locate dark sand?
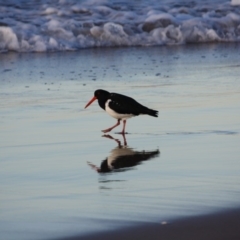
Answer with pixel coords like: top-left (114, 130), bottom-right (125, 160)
top-left (63, 209), bottom-right (240, 240)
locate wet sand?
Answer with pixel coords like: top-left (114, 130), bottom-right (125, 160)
top-left (64, 209), bottom-right (240, 240)
top-left (1, 44), bottom-right (240, 240)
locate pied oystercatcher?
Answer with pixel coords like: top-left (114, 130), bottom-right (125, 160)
top-left (85, 89), bottom-right (158, 134)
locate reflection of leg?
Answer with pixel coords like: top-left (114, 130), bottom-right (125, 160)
top-left (122, 132), bottom-right (127, 146)
top-left (102, 119), bottom-right (120, 133)
top-left (121, 120), bottom-right (127, 134)
top-left (102, 134), bottom-right (121, 147)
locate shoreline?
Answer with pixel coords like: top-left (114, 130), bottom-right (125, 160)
top-left (59, 208), bottom-right (240, 240)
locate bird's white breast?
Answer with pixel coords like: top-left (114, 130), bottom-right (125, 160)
top-left (107, 147), bottom-right (135, 169)
top-left (105, 99), bottom-right (134, 120)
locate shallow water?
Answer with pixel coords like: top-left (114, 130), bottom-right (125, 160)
top-left (0, 44), bottom-right (240, 240)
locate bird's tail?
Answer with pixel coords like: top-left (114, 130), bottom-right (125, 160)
top-left (146, 108), bottom-right (158, 117)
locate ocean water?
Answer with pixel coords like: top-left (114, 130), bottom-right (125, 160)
top-left (0, 44), bottom-right (240, 240)
top-left (0, 0), bottom-right (240, 52)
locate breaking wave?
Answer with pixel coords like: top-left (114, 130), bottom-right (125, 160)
top-left (0, 0), bottom-right (240, 52)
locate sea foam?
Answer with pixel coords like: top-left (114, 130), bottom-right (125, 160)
top-left (0, 0), bottom-right (239, 52)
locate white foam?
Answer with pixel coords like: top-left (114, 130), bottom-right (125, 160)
top-left (145, 13), bottom-right (176, 25)
top-left (49, 37), bottom-right (58, 49)
top-left (90, 26), bottom-right (103, 38)
top-left (42, 7), bottom-right (58, 15)
top-left (0, 0), bottom-right (239, 52)
top-left (231, 0), bottom-right (240, 6)
top-left (0, 26), bottom-right (19, 52)
top-left (102, 22), bottom-right (129, 46)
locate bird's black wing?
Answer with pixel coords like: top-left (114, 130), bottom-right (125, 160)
top-left (109, 93), bottom-right (147, 115)
top-left (109, 93), bottom-right (158, 117)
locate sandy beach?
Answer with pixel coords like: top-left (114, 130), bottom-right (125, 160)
top-left (63, 209), bottom-right (240, 240)
top-left (1, 43), bottom-right (240, 240)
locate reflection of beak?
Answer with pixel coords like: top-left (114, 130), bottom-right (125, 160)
top-left (85, 96), bottom-right (97, 109)
top-left (87, 161), bottom-right (101, 172)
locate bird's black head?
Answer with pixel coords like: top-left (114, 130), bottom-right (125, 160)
top-left (94, 89), bottom-right (110, 99)
top-left (93, 89), bottom-right (111, 110)
top-left (85, 89), bottom-right (110, 109)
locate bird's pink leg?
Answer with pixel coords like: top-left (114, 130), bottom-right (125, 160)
top-left (121, 120), bottom-right (127, 135)
top-left (102, 119), bottom-right (120, 133)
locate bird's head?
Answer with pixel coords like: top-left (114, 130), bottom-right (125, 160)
top-left (85, 89), bottom-right (110, 108)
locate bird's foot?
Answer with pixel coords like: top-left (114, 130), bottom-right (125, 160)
top-left (102, 134), bottom-right (114, 140)
top-left (101, 129), bottom-right (112, 133)
top-left (102, 134), bottom-right (121, 147)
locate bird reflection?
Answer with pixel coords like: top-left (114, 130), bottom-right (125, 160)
top-left (88, 134), bottom-right (160, 174)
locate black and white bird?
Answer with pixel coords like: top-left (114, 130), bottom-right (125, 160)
top-left (84, 89), bottom-right (158, 134)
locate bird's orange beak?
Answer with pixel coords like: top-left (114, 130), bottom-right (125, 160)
top-left (85, 96), bottom-right (97, 109)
